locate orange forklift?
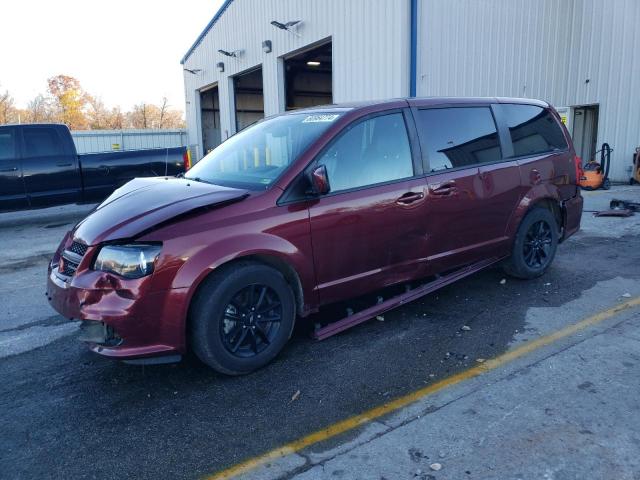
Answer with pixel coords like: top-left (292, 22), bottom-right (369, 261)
top-left (579, 143), bottom-right (612, 190)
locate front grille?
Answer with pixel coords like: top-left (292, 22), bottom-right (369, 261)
top-left (58, 240), bottom-right (88, 278)
top-left (61, 259), bottom-right (79, 277)
top-left (69, 241), bottom-right (88, 257)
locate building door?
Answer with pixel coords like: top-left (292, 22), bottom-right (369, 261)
top-left (284, 40), bottom-right (332, 111)
top-left (233, 67), bottom-right (264, 132)
top-left (200, 85), bottom-right (221, 156)
top-left (572, 105), bottom-right (599, 163)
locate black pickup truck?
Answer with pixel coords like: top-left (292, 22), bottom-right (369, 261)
top-left (0, 124), bottom-right (187, 211)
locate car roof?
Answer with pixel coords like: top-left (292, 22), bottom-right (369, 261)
top-left (283, 96), bottom-right (550, 116)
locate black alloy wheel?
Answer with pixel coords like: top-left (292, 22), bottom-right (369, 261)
top-left (503, 207), bottom-right (559, 279)
top-left (220, 284), bottom-right (283, 358)
top-left (190, 261), bottom-right (295, 375)
top-left (523, 220), bottom-right (553, 269)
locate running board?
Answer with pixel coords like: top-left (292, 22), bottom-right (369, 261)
top-left (312, 257), bottom-right (503, 341)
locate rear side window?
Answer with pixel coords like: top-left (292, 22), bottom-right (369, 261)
top-left (0, 130), bottom-right (16, 160)
top-left (497, 104), bottom-right (568, 157)
top-left (416, 107), bottom-right (501, 172)
top-left (23, 128), bottom-right (64, 157)
top-left (318, 112), bottom-right (414, 192)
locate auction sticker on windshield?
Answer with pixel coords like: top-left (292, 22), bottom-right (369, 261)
top-left (302, 114), bottom-right (340, 123)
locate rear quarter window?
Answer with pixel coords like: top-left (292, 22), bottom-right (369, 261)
top-left (497, 104), bottom-right (568, 157)
top-left (416, 107), bottom-right (501, 172)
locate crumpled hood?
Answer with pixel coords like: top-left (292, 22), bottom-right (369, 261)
top-left (73, 177), bottom-right (248, 245)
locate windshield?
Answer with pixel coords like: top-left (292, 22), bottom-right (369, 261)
top-left (186, 112), bottom-right (344, 189)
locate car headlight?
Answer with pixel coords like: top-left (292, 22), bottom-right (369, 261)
top-left (94, 244), bottom-right (162, 279)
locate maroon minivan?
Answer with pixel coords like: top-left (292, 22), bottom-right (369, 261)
top-left (47, 97), bottom-right (583, 374)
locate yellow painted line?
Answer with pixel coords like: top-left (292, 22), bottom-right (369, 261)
top-left (207, 296), bottom-right (640, 480)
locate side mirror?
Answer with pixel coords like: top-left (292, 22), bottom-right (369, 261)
top-left (308, 165), bottom-right (331, 195)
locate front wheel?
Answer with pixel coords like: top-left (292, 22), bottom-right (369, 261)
top-left (503, 207), bottom-right (559, 279)
top-left (190, 262), bottom-right (295, 375)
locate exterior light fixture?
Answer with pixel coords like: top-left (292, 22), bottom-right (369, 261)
top-left (306, 61), bottom-right (321, 66)
top-left (218, 49), bottom-right (244, 58)
top-left (216, 62), bottom-right (224, 72)
top-left (270, 20), bottom-right (302, 37)
top-left (262, 40), bottom-right (272, 53)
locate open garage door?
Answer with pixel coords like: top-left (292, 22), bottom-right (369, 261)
top-left (284, 41), bottom-right (332, 110)
top-left (233, 67), bottom-right (264, 132)
top-left (200, 85), bottom-right (221, 156)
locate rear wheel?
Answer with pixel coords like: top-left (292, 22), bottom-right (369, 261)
top-left (503, 207), bottom-right (559, 279)
top-left (190, 262), bottom-right (295, 375)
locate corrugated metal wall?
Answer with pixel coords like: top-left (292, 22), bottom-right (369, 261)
top-left (71, 129), bottom-right (187, 154)
top-left (183, 0), bottom-right (410, 159)
top-left (419, 0), bottom-right (640, 182)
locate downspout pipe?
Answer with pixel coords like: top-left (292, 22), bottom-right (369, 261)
top-left (409, 0), bottom-right (418, 97)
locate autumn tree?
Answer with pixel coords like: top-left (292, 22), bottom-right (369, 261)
top-left (47, 74), bottom-right (89, 130)
top-left (26, 94), bottom-right (54, 123)
top-left (4, 75), bottom-right (185, 129)
top-left (0, 86), bottom-right (17, 124)
top-left (128, 99), bottom-right (185, 129)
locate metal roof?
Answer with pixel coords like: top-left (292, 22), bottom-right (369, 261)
top-left (180, 0), bottom-right (235, 65)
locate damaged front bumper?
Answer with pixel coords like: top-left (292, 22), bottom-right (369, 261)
top-left (47, 244), bottom-right (188, 363)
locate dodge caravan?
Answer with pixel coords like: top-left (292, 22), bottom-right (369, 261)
top-left (47, 97), bottom-right (583, 374)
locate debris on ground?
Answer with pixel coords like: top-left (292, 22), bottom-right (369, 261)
top-left (594, 209), bottom-right (634, 217)
top-left (476, 358), bottom-right (486, 363)
top-left (429, 463), bottom-right (442, 471)
top-left (500, 278), bottom-right (507, 285)
top-left (622, 293), bottom-right (632, 298)
top-left (291, 390), bottom-right (300, 402)
top-left (376, 315), bottom-right (385, 321)
top-left (461, 325), bottom-right (471, 331)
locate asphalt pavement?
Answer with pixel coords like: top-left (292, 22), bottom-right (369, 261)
top-left (1, 188), bottom-right (639, 480)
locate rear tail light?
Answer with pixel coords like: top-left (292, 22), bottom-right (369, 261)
top-left (574, 155), bottom-right (583, 184)
top-left (183, 149), bottom-right (192, 172)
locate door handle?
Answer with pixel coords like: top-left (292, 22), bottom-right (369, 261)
top-left (396, 191), bottom-right (424, 204)
top-left (430, 180), bottom-right (457, 195)
top-left (0, 167), bottom-right (18, 172)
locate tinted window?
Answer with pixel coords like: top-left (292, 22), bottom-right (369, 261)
top-left (0, 130), bottom-right (16, 160)
top-left (319, 113), bottom-right (413, 192)
top-left (417, 107), bottom-right (501, 172)
top-left (23, 128), bottom-right (64, 157)
top-left (498, 104), bottom-right (568, 157)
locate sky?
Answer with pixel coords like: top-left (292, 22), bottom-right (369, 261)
top-left (1, 0), bottom-right (224, 112)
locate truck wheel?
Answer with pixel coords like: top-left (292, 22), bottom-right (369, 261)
top-left (190, 262), bottom-right (295, 375)
top-left (503, 207), bottom-right (559, 279)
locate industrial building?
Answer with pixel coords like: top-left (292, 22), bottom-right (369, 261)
top-left (181, 0), bottom-right (640, 182)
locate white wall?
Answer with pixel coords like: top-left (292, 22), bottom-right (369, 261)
top-left (418, 0), bottom-right (640, 182)
top-left (183, 0), bottom-right (410, 159)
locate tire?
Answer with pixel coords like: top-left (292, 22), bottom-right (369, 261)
top-left (503, 207), bottom-right (559, 280)
top-left (190, 261), bottom-right (295, 375)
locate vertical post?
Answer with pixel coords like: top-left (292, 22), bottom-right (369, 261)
top-left (409, 0), bottom-right (418, 97)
